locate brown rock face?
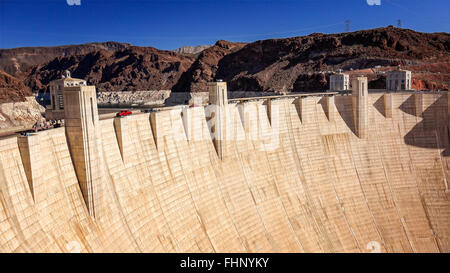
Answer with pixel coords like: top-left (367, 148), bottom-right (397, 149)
top-left (1, 27), bottom-right (449, 103)
top-left (212, 27), bottom-right (449, 92)
top-left (172, 40), bottom-right (246, 93)
top-left (26, 46), bottom-right (195, 93)
top-left (0, 42), bottom-right (130, 75)
top-left (0, 70), bottom-right (32, 103)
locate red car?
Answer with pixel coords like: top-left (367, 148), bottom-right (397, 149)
top-left (116, 110), bottom-right (132, 117)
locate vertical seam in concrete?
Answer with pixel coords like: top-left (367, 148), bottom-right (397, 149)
top-left (99, 123), bottom-right (142, 252)
top-left (435, 131), bottom-right (449, 195)
top-left (313, 98), bottom-right (361, 252)
top-left (161, 113), bottom-right (216, 252)
top-left (346, 131), bottom-right (386, 252)
top-left (0, 160), bottom-right (32, 252)
top-left (373, 113), bottom-right (416, 253)
top-left (288, 97), bottom-right (335, 252)
top-left (402, 106), bottom-right (442, 252)
top-left (48, 133), bottom-right (90, 252)
top-left (406, 115), bottom-right (443, 252)
top-left (200, 107), bottom-right (249, 252)
top-left (314, 104), bottom-right (362, 252)
top-left (171, 131), bottom-right (218, 253)
top-left (142, 142), bottom-right (182, 252)
top-left (236, 103), bottom-right (278, 252)
top-left (259, 101), bottom-right (305, 252)
top-left (132, 117), bottom-right (180, 252)
top-left (397, 102), bottom-right (440, 252)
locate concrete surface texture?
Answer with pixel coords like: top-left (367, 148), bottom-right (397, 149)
top-left (0, 91), bottom-right (449, 253)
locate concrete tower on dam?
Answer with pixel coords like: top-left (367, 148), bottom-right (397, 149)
top-left (45, 70), bottom-right (87, 120)
top-left (207, 80), bottom-right (228, 159)
top-left (63, 83), bottom-right (102, 217)
top-left (352, 76), bottom-right (369, 139)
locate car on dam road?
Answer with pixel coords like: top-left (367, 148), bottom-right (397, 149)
top-left (116, 110), bottom-right (133, 117)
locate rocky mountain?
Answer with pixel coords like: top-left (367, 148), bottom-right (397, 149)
top-left (0, 70), bottom-right (43, 129)
top-left (172, 40), bottom-right (246, 93)
top-left (0, 69), bottom-right (32, 103)
top-left (0, 41), bottom-right (130, 75)
top-left (173, 45), bottom-right (212, 55)
top-left (2, 27), bottom-right (449, 104)
top-left (26, 46), bottom-right (195, 93)
top-left (210, 26), bottom-right (449, 93)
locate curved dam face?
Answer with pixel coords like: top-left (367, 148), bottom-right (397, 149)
top-left (0, 92), bottom-right (449, 253)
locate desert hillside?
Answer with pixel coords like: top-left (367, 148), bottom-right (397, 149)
top-left (0, 69), bottom-right (32, 103)
top-left (0, 41), bottom-right (130, 75)
top-left (179, 26), bottom-right (449, 93)
top-left (1, 27), bottom-right (449, 102)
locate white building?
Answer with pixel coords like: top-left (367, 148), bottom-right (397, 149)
top-left (386, 67), bottom-right (412, 91)
top-left (46, 70), bottom-right (87, 120)
top-left (329, 72), bottom-right (350, 91)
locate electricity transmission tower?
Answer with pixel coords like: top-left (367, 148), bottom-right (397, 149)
top-left (397, 19), bottom-right (402, 28)
top-left (345, 20), bottom-right (350, 32)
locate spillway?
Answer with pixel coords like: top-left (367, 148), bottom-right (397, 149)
top-left (0, 92), bottom-right (449, 253)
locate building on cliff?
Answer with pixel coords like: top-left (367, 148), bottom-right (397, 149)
top-left (386, 66), bottom-right (412, 91)
top-left (329, 70), bottom-right (350, 91)
top-left (45, 70), bottom-right (87, 120)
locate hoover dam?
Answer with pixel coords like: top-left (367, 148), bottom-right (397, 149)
top-left (0, 78), bottom-right (449, 253)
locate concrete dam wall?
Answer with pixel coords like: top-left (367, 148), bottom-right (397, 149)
top-left (0, 92), bottom-right (449, 253)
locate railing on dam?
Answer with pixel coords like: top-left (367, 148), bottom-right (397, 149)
top-left (228, 92), bottom-right (339, 103)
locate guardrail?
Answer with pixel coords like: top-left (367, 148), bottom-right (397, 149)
top-left (228, 92), bottom-right (339, 103)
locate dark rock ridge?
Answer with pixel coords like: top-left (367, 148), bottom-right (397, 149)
top-left (0, 41), bottom-right (130, 75)
top-left (210, 27), bottom-right (449, 93)
top-left (26, 46), bottom-right (195, 93)
top-left (2, 27), bottom-right (449, 103)
top-left (172, 40), bottom-right (246, 93)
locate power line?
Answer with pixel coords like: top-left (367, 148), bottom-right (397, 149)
top-left (1, 22), bottom-right (346, 42)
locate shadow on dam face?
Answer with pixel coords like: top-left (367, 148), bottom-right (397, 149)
top-left (334, 92), bottom-right (449, 156)
top-left (397, 94), bottom-right (450, 157)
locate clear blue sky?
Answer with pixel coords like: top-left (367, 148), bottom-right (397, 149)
top-left (1, 0), bottom-right (449, 50)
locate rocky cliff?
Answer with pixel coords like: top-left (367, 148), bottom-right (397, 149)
top-left (210, 27), bottom-right (449, 92)
top-left (1, 27), bottom-right (449, 104)
top-left (0, 69), bottom-right (32, 103)
top-left (0, 96), bottom-right (44, 129)
top-left (26, 46), bottom-right (195, 94)
top-left (0, 41), bottom-right (130, 75)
